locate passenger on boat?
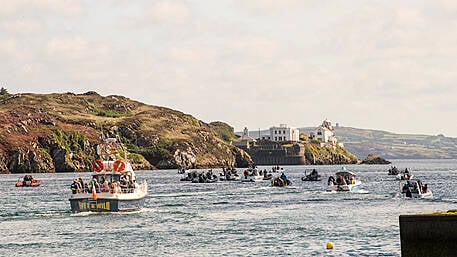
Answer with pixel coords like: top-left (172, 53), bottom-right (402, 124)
top-left (336, 175), bottom-right (346, 185)
top-left (91, 178), bottom-right (101, 193)
top-left (280, 173), bottom-right (291, 185)
top-left (328, 176), bottom-right (335, 186)
top-left (422, 184), bottom-right (428, 194)
top-left (244, 170), bottom-right (249, 178)
top-left (120, 176), bottom-right (128, 188)
top-left (77, 178), bottom-right (84, 193)
top-left (102, 180), bottom-right (110, 192)
top-left (71, 179), bottom-right (78, 194)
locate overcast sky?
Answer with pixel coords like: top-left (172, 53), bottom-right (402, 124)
top-left (1, 0), bottom-right (457, 136)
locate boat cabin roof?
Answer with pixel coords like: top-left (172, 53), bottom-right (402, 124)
top-left (335, 171), bottom-right (356, 177)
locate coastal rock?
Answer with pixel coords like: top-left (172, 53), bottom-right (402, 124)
top-left (361, 154), bottom-right (391, 164)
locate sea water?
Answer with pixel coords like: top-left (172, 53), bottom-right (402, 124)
top-left (1, 159), bottom-right (456, 256)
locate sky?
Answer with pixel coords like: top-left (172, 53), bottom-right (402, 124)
top-left (1, 0), bottom-right (457, 136)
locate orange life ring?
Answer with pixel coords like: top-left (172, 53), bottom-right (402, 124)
top-left (93, 159), bottom-right (105, 172)
top-left (113, 160), bottom-right (126, 172)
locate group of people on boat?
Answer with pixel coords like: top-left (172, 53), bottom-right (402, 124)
top-left (271, 165), bottom-right (284, 173)
top-left (71, 175), bottom-right (138, 194)
top-left (392, 167), bottom-right (413, 180)
top-left (388, 166), bottom-right (400, 175)
top-left (16, 175), bottom-right (41, 187)
top-left (302, 169), bottom-right (322, 181)
top-left (180, 170), bottom-right (218, 183)
top-left (327, 173), bottom-right (355, 186)
top-left (220, 167), bottom-right (239, 181)
top-left (401, 179), bottom-right (431, 198)
top-left (272, 173), bottom-right (291, 187)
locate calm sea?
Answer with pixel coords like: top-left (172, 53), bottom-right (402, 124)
top-left (1, 159), bottom-right (456, 256)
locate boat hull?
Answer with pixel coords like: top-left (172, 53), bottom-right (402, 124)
top-left (69, 197), bottom-right (145, 213)
top-left (328, 181), bottom-right (361, 192)
top-left (15, 180), bottom-right (41, 187)
top-left (240, 175), bottom-right (264, 182)
top-left (402, 191), bottom-right (433, 199)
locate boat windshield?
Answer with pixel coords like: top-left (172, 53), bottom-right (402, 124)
top-left (335, 171), bottom-right (356, 177)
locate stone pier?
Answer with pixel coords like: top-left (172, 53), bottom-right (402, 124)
top-left (399, 214), bottom-right (457, 257)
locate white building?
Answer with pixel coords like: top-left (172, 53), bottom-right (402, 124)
top-left (240, 127), bottom-right (256, 142)
top-left (265, 124), bottom-right (299, 142)
top-left (310, 119), bottom-right (338, 144)
top-left (234, 127), bottom-right (256, 149)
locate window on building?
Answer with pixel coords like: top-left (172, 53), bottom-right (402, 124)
top-left (317, 131), bottom-right (322, 135)
top-left (274, 137), bottom-right (277, 141)
top-left (275, 130), bottom-right (277, 134)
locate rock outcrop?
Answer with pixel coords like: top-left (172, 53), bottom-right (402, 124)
top-left (361, 154), bottom-right (391, 164)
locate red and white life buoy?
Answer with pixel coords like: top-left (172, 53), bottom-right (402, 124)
top-left (113, 159), bottom-right (126, 172)
top-left (93, 159), bottom-right (105, 172)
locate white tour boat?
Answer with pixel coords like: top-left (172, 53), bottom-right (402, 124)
top-left (69, 137), bottom-right (147, 212)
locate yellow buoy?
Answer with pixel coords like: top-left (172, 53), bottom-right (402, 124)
top-left (326, 241), bottom-right (334, 250)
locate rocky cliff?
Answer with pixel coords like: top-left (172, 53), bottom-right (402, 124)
top-left (0, 92), bottom-right (252, 173)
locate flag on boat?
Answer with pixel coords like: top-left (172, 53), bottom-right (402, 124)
top-left (92, 183), bottom-right (97, 200)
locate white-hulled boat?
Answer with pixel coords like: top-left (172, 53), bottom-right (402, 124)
top-left (69, 137), bottom-right (147, 213)
top-left (327, 170), bottom-right (361, 192)
top-left (240, 168), bottom-right (263, 182)
top-left (401, 179), bottom-right (433, 199)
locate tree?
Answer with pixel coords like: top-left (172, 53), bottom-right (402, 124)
top-left (0, 87), bottom-right (8, 95)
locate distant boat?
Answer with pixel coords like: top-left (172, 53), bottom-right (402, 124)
top-left (401, 179), bottom-right (433, 199)
top-left (271, 174), bottom-right (291, 187)
top-left (388, 166), bottom-right (400, 175)
top-left (327, 169), bottom-right (361, 192)
top-left (301, 169), bottom-right (322, 181)
top-left (15, 175), bottom-right (41, 187)
top-left (240, 168), bottom-right (263, 182)
top-left (396, 168), bottom-right (413, 180)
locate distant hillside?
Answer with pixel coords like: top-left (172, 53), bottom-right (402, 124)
top-left (300, 127), bottom-right (457, 159)
top-left (0, 92), bottom-right (251, 173)
top-left (239, 126), bottom-right (457, 159)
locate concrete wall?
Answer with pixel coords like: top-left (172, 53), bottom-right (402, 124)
top-left (399, 214), bottom-right (457, 257)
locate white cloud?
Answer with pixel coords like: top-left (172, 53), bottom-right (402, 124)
top-left (1, 18), bottom-right (45, 35)
top-left (146, 0), bottom-right (191, 24)
top-left (0, 0), bottom-right (83, 17)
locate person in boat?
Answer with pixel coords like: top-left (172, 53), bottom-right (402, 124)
top-left (102, 180), bottom-right (110, 192)
top-left (405, 187), bottom-right (412, 197)
top-left (71, 179), bottom-right (78, 194)
top-left (328, 176), bottom-right (335, 186)
top-left (77, 178), bottom-right (84, 193)
top-left (244, 170), bottom-right (249, 178)
top-left (280, 173), bottom-right (290, 185)
top-left (336, 175), bottom-right (345, 185)
top-left (310, 169), bottom-right (317, 176)
top-left (120, 176), bottom-right (128, 190)
top-left (91, 178), bottom-right (101, 193)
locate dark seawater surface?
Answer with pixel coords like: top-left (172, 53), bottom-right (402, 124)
top-left (1, 159), bottom-right (457, 256)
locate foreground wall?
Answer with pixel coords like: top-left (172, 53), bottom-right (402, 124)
top-left (399, 214), bottom-right (457, 257)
